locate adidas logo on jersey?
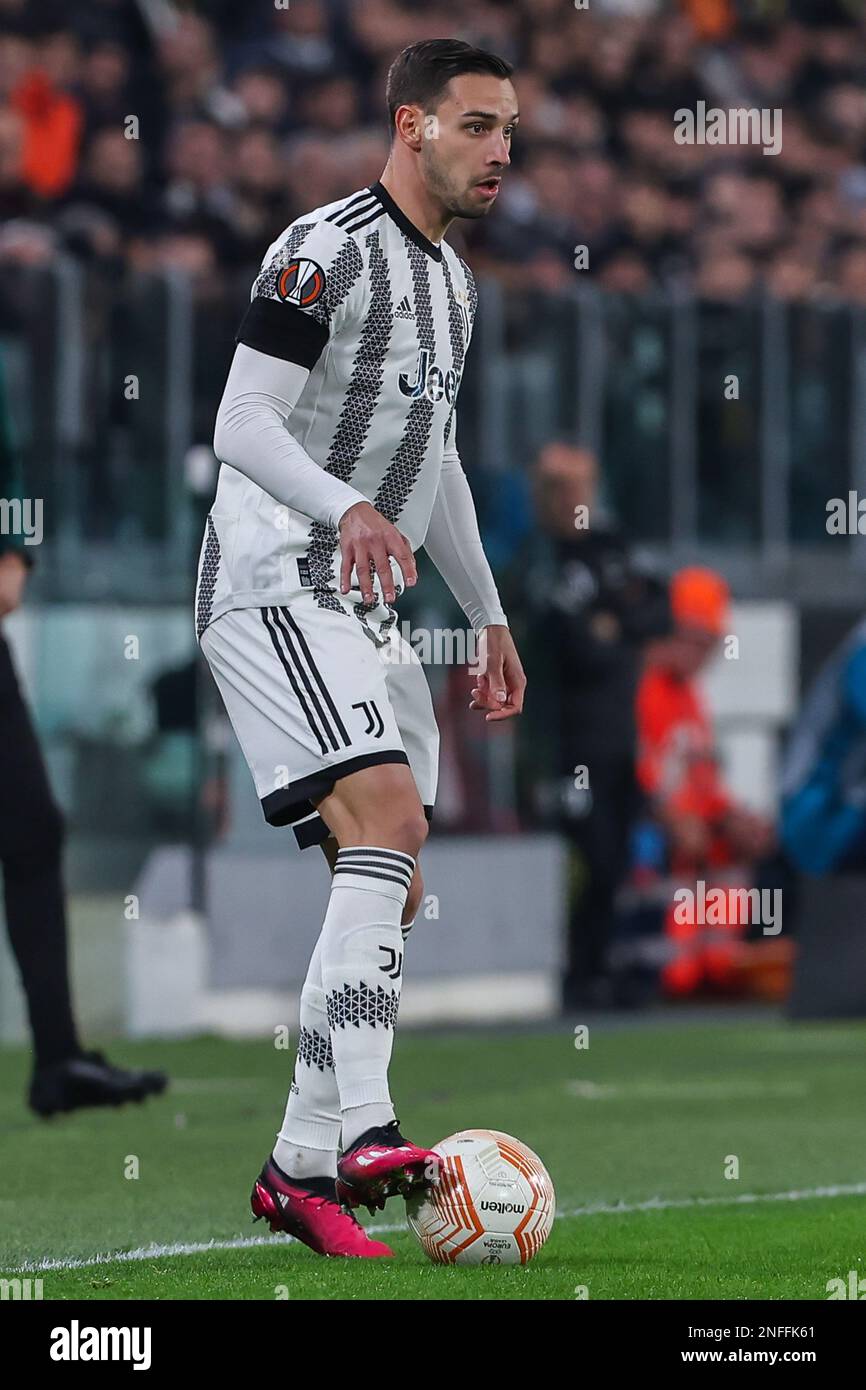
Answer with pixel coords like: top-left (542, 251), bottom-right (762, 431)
top-left (394, 295), bottom-right (415, 320)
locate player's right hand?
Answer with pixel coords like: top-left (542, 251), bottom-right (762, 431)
top-left (338, 501), bottom-right (416, 606)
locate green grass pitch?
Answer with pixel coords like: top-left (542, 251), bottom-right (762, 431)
top-left (1, 1016), bottom-right (865, 1300)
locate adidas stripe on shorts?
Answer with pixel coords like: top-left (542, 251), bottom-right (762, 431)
top-left (199, 592), bottom-right (439, 849)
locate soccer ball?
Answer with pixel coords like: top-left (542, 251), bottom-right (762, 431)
top-left (406, 1129), bottom-right (555, 1266)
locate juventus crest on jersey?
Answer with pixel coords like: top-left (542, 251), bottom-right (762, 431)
top-left (195, 180), bottom-right (478, 639)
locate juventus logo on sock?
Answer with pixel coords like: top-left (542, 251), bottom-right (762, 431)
top-left (378, 945), bottom-right (403, 979)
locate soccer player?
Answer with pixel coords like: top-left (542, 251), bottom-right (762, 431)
top-left (196, 39), bottom-right (524, 1258)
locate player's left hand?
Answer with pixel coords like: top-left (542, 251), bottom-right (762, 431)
top-left (470, 625), bottom-right (526, 722)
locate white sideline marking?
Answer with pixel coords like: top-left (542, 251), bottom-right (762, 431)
top-left (10, 1233), bottom-right (289, 1273)
top-left (9, 1181), bottom-right (866, 1276)
top-left (546, 1181), bottom-right (866, 1217)
top-left (566, 1079), bottom-right (809, 1101)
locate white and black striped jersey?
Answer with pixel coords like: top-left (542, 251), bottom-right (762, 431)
top-left (195, 180), bottom-right (479, 638)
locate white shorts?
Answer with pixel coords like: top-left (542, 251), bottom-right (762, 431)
top-left (199, 594), bottom-right (439, 849)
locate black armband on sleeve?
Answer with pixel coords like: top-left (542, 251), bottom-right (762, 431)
top-left (236, 298), bottom-right (329, 369)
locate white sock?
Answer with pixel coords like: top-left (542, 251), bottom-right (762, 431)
top-left (274, 932), bottom-right (340, 1179)
top-left (344, 912), bottom-right (414, 1148)
top-left (273, 892), bottom-right (418, 1171)
top-left (342, 1102), bottom-right (397, 1149)
top-left (320, 846), bottom-right (413, 1140)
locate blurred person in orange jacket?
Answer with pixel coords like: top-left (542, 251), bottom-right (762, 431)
top-left (636, 567), bottom-right (774, 995)
top-left (8, 47), bottom-right (83, 199)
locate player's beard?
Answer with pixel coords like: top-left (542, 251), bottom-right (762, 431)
top-left (421, 141), bottom-right (493, 221)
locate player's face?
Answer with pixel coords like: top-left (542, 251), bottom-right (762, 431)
top-left (419, 74), bottom-right (518, 219)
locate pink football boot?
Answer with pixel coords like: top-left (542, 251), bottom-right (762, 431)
top-left (251, 1156), bottom-right (394, 1258)
top-left (336, 1119), bottom-right (439, 1213)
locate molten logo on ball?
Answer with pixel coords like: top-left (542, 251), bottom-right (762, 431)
top-left (406, 1129), bottom-right (555, 1266)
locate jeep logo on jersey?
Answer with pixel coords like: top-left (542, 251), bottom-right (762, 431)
top-left (276, 258), bottom-right (326, 308)
top-left (399, 348), bottom-right (460, 403)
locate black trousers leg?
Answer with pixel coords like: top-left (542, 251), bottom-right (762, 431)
top-left (563, 758), bottom-right (637, 991)
top-left (0, 630), bottom-right (80, 1066)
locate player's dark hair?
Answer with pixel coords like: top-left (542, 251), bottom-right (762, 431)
top-left (386, 39), bottom-right (513, 132)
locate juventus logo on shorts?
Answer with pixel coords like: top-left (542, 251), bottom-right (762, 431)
top-left (352, 699), bottom-right (384, 738)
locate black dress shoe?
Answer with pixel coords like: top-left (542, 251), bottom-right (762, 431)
top-left (29, 1050), bottom-right (168, 1117)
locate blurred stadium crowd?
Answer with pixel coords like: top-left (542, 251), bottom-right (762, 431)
top-left (1, 0), bottom-right (866, 302)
